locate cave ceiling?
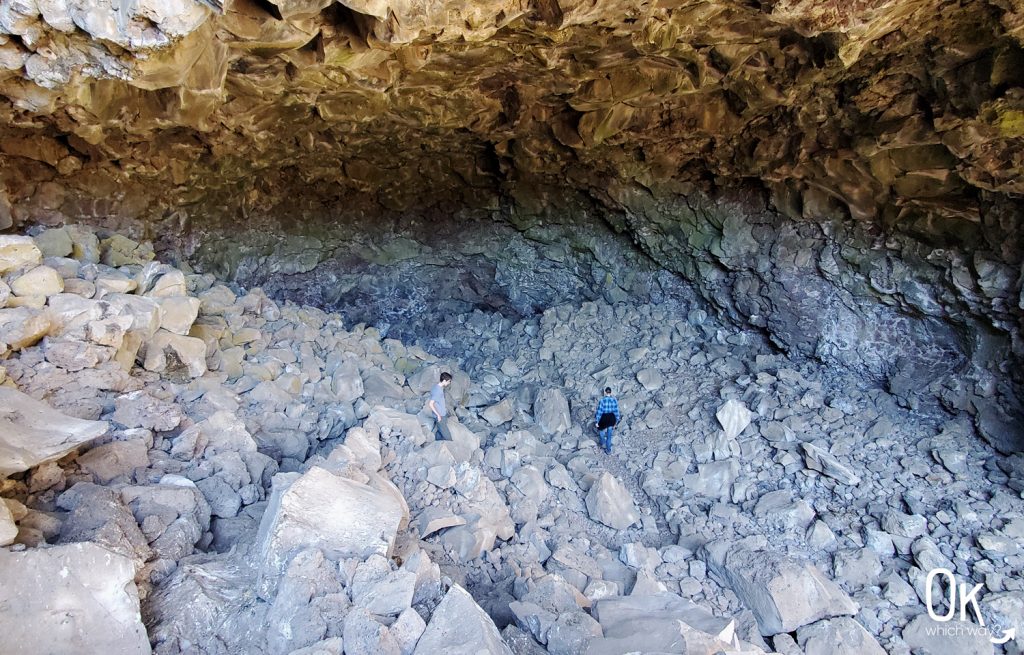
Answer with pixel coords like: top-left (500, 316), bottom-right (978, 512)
top-left (0, 0), bottom-right (1021, 228)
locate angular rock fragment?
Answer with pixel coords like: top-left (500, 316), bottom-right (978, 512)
top-left (0, 542), bottom-right (150, 655)
top-left (801, 442), bottom-right (861, 485)
top-left (255, 466), bottom-right (405, 598)
top-left (413, 584), bottom-right (512, 655)
top-left (796, 617), bottom-right (885, 655)
top-left (0, 306), bottom-right (51, 350)
top-left (701, 540), bottom-right (858, 635)
top-left (534, 388), bottom-right (571, 434)
top-left (585, 472), bottom-right (640, 530)
top-left (717, 399), bottom-right (753, 439)
top-left (0, 387), bottom-right (108, 476)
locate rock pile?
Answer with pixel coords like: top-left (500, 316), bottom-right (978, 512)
top-left (1, 225), bottom-right (1022, 655)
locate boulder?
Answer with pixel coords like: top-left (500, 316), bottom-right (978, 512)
top-left (701, 540), bottom-right (858, 635)
top-left (143, 330), bottom-right (208, 377)
top-left (482, 397), bottom-right (514, 425)
top-left (415, 507), bottom-right (466, 537)
top-left (585, 472), bottom-right (640, 530)
top-left (255, 466), bottom-right (405, 598)
top-left (344, 607), bottom-right (401, 655)
top-left (716, 399), bottom-right (753, 440)
top-left (77, 439), bottom-right (150, 483)
top-left (636, 368), bottom-right (664, 391)
top-left (0, 306), bottom-right (51, 350)
top-left (534, 388), bottom-right (571, 434)
top-left (796, 617), bottom-right (886, 655)
top-left (157, 296), bottom-right (201, 335)
top-left (0, 387), bottom-right (109, 476)
top-left (34, 227), bottom-right (74, 257)
top-left (0, 542), bottom-right (150, 654)
top-left (901, 614), bottom-right (992, 655)
top-left (591, 593), bottom-right (745, 655)
top-left (10, 265), bottom-right (63, 296)
top-left (413, 584), bottom-right (513, 655)
top-left (0, 235), bottom-right (42, 273)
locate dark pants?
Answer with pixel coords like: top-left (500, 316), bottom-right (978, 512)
top-left (434, 416), bottom-right (452, 441)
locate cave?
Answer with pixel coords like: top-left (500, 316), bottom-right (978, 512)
top-left (1, 0), bottom-right (1023, 653)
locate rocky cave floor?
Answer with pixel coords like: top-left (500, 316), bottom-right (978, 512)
top-left (1, 225), bottom-right (1023, 655)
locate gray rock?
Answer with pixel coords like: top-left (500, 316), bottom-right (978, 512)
top-left (585, 472), bottom-right (640, 530)
top-left (414, 584), bottom-right (512, 655)
top-left (590, 593), bottom-right (741, 654)
top-left (636, 368), bottom-right (664, 392)
top-left (801, 443), bottom-right (861, 485)
top-left (901, 614), bottom-right (992, 655)
top-left (391, 607), bottom-right (427, 655)
top-left (716, 399), bottom-right (753, 439)
top-left (482, 397), bottom-right (514, 426)
top-left (534, 388), bottom-right (571, 435)
top-left (77, 439), bottom-right (149, 483)
top-left (796, 617), bottom-right (886, 655)
top-left (415, 507), bottom-right (466, 538)
top-left (344, 607), bottom-right (401, 655)
top-left (0, 543), bottom-right (150, 655)
top-left (255, 467), bottom-right (405, 598)
top-left (701, 540), bottom-right (858, 635)
top-left (546, 611), bottom-right (602, 655)
top-left (684, 459), bottom-right (739, 500)
top-left (196, 475), bottom-right (242, 518)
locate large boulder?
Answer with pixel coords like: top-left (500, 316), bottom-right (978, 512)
top-left (255, 466), bottom-right (405, 598)
top-left (585, 472), bottom-right (640, 530)
top-left (0, 387), bottom-right (108, 477)
top-left (534, 388), bottom-right (571, 435)
top-left (0, 542), bottom-right (150, 654)
top-left (716, 399), bottom-right (753, 439)
top-left (590, 593), bottom-right (757, 655)
top-left (701, 540), bottom-right (858, 636)
top-left (413, 584), bottom-right (513, 655)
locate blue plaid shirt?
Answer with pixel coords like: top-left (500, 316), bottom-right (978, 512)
top-left (595, 396), bottom-right (621, 424)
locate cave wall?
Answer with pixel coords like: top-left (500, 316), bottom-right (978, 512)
top-left (0, 0), bottom-right (1022, 449)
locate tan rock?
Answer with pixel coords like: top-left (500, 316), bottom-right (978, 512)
top-left (158, 296), bottom-right (200, 334)
top-left (0, 306), bottom-right (51, 350)
top-left (10, 265), bottom-right (64, 297)
top-left (0, 235), bottom-right (42, 273)
top-left (145, 270), bottom-right (188, 298)
top-left (0, 500), bottom-right (16, 546)
top-left (144, 329), bottom-right (208, 377)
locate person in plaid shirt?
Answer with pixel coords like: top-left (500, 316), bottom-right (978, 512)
top-left (594, 387), bottom-right (621, 454)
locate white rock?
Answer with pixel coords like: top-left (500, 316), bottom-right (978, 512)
top-left (716, 399), bottom-right (753, 440)
top-left (255, 467), bottom-right (405, 598)
top-left (482, 397), bottom-right (514, 426)
top-left (0, 542), bottom-right (150, 654)
top-left (801, 443), bottom-right (861, 485)
top-left (636, 368), bottom-right (664, 391)
top-left (0, 387), bottom-right (108, 476)
top-left (591, 593), bottom-right (740, 654)
top-left (413, 584), bottom-right (512, 655)
top-left (585, 472), bottom-right (640, 530)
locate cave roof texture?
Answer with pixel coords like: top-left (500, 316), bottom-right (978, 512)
top-left (0, 0), bottom-right (1021, 227)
